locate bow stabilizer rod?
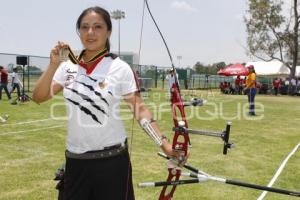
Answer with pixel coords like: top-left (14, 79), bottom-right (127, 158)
top-left (139, 172), bottom-right (300, 198)
top-left (183, 173), bottom-right (300, 198)
top-left (142, 155), bottom-right (300, 198)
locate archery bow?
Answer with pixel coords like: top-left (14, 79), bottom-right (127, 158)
top-left (143, 1), bottom-right (190, 199)
top-left (139, 2), bottom-right (300, 199)
top-left (141, 1), bottom-right (233, 199)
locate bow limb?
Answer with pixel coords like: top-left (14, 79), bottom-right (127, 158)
top-left (143, 0), bottom-right (190, 199)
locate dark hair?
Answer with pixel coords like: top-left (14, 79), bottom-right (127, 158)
top-left (0, 66), bottom-right (3, 70)
top-left (76, 6), bottom-right (112, 51)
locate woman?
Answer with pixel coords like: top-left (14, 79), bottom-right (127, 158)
top-left (244, 65), bottom-right (257, 116)
top-left (33, 6), bottom-right (178, 200)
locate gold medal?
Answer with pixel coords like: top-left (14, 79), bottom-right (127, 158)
top-left (59, 47), bottom-right (70, 62)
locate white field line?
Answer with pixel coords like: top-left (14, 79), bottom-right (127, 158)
top-left (257, 142), bottom-right (300, 200)
top-left (1, 118), bottom-right (54, 126)
top-left (0, 125), bottom-right (65, 136)
top-left (1, 152), bottom-right (49, 168)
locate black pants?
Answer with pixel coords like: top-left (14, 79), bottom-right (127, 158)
top-left (64, 150), bottom-right (135, 200)
top-left (10, 83), bottom-right (21, 97)
top-left (247, 88), bottom-right (256, 115)
top-left (274, 87), bottom-right (279, 95)
top-left (0, 83), bottom-right (11, 100)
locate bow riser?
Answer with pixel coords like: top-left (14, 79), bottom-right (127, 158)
top-left (158, 169), bottom-right (181, 200)
top-left (159, 83), bottom-right (189, 200)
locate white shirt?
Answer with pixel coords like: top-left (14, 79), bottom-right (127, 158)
top-left (53, 56), bottom-right (137, 153)
top-left (11, 72), bottom-right (21, 84)
top-left (290, 78), bottom-right (296, 86)
top-left (166, 73), bottom-right (178, 89)
top-left (285, 80), bottom-right (290, 86)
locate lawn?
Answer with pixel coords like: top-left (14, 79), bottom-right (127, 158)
top-left (0, 90), bottom-right (299, 200)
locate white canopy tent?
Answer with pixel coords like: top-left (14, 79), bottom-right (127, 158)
top-left (246, 61), bottom-right (300, 77)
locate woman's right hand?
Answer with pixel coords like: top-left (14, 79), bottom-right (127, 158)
top-left (49, 41), bottom-right (69, 68)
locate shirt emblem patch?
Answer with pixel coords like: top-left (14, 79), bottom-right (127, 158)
top-left (98, 82), bottom-right (107, 89)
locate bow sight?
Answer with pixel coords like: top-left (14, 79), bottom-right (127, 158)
top-left (174, 120), bottom-right (234, 155)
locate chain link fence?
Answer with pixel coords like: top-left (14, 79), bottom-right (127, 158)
top-left (1, 53), bottom-right (277, 94)
top-left (131, 64), bottom-right (233, 90)
top-left (0, 53), bottom-right (48, 92)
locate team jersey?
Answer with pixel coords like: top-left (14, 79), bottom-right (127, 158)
top-left (246, 72), bottom-right (256, 88)
top-left (53, 56), bottom-right (138, 153)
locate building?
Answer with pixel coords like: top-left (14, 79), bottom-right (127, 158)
top-left (112, 51), bottom-right (139, 66)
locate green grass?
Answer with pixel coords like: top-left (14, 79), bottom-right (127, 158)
top-left (0, 90), bottom-right (299, 200)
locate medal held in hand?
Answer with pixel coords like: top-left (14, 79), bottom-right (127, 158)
top-left (59, 47), bottom-right (70, 62)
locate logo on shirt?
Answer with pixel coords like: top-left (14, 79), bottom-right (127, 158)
top-left (67, 69), bottom-right (77, 74)
top-left (98, 82), bottom-right (107, 89)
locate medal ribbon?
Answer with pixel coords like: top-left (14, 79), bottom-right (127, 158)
top-left (67, 47), bottom-right (108, 74)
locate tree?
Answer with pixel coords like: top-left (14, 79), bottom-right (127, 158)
top-left (213, 62), bottom-right (226, 71)
top-left (245, 0), bottom-right (299, 78)
top-left (193, 62), bottom-right (206, 73)
top-left (193, 61), bottom-right (227, 75)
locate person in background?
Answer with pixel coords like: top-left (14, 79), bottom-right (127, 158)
top-left (228, 82), bottom-right (235, 94)
top-left (297, 78), bottom-right (300, 95)
top-left (235, 75), bottom-right (242, 95)
top-left (165, 68), bottom-right (179, 98)
top-left (166, 68), bottom-right (178, 90)
top-left (244, 65), bottom-right (257, 116)
top-left (284, 77), bottom-right (290, 94)
top-left (272, 77), bottom-right (280, 96)
top-left (32, 6), bottom-right (183, 200)
top-left (10, 67), bottom-right (21, 98)
top-left (223, 81), bottom-right (229, 94)
top-left (242, 77), bottom-right (247, 94)
top-left (219, 82), bottom-right (225, 93)
top-left (0, 66), bottom-right (12, 101)
top-left (290, 77), bottom-right (297, 95)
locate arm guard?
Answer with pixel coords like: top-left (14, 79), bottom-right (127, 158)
top-left (139, 118), bottom-right (163, 146)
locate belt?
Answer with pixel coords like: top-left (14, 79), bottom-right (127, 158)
top-left (66, 140), bottom-right (128, 160)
